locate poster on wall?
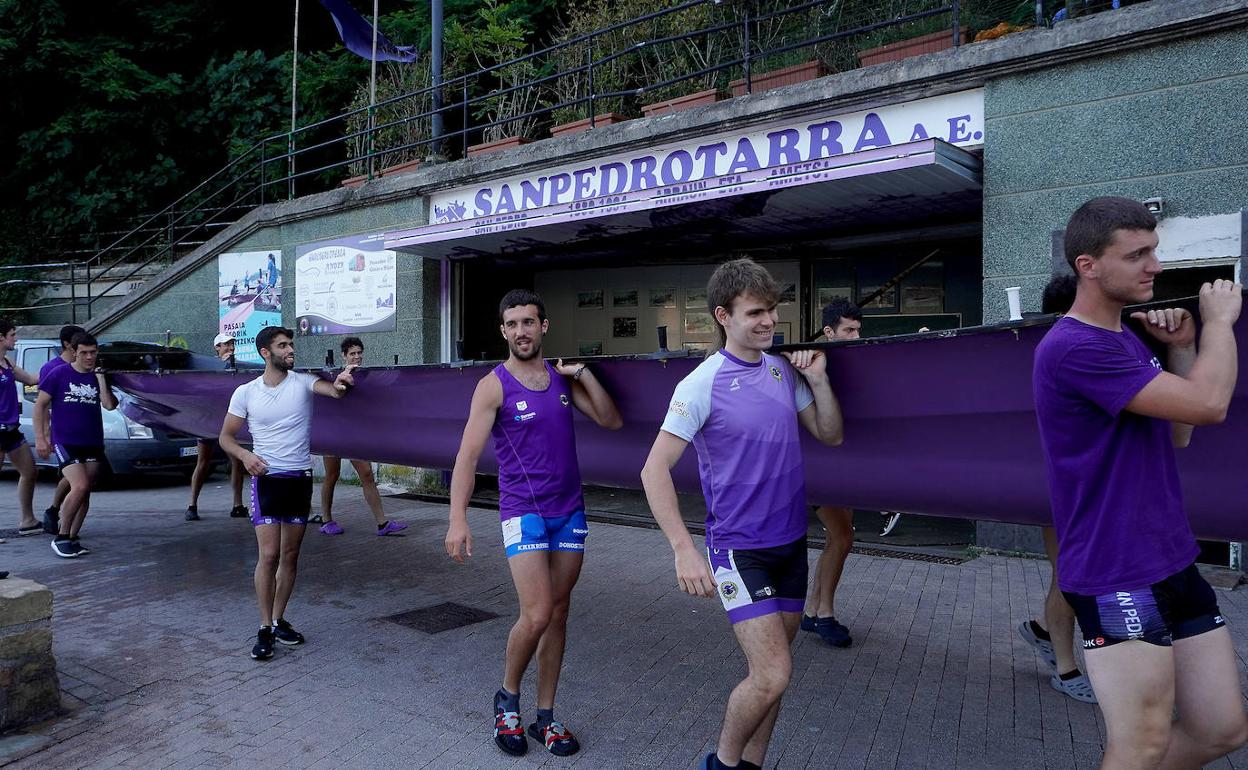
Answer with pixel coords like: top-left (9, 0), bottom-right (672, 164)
top-left (218, 250), bottom-right (283, 363)
top-left (294, 234), bottom-right (397, 336)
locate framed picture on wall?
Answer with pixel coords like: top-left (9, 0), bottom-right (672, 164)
top-left (649, 287), bottom-right (676, 308)
top-left (684, 311), bottom-right (715, 335)
top-left (576, 290), bottom-right (604, 310)
top-left (686, 287), bottom-right (707, 309)
top-left (612, 317), bottom-right (638, 338)
top-left (578, 341), bottom-right (603, 356)
top-left (612, 288), bottom-right (639, 308)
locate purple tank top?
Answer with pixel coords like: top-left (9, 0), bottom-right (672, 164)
top-left (0, 360), bottom-right (18, 425)
top-left (491, 362), bottom-right (584, 520)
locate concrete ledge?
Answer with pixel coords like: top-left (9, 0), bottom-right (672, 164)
top-left (0, 578), bottom-right (60, 733)
top-left (0, 579), bottom-right (51, 629)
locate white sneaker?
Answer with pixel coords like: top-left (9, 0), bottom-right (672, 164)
top-left (1051, 671), bottom-right (1097, 704)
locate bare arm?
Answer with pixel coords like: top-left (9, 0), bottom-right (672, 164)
top-left (640, 430), bottom-right (716, 598)
top-left (557, 361), bottom-right (622, 430)
top-left (1166, 342), bottom-right (1196, 448)
top-left (785, 350), bottom-right (843, 446)
top-left (96, 373), bottom-right (118, 411)
top-left (445, 374), bottom-right (502, 562)
top-left (33, 391), bottom-right (51, 459)
top-left (9, 357), bottom-right (36, 386)
top-left (219, 413), bottom-right (267, 475)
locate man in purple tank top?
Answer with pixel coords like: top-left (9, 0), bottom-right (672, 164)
top-left (1034, 197), bottom-right (1245, 768)
top-left (445, 289), bottom-right (621, 759)
top-left (0, 319), bottom-right (41, 535)
top-left (642, 259), bottom-right (844, 770)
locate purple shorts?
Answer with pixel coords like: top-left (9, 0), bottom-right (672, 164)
top-left (0, 424), bottom-right (25, 453)
top-left (249, 470), bottom-right (312, 527)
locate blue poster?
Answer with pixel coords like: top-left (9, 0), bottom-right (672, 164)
top-left (218, 250), bottom-right (283, 363)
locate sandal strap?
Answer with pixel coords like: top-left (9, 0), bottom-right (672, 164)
top-left (542, 721), bottom-right (573, 747)
top-left (495, 711), bottom-right (523, 735)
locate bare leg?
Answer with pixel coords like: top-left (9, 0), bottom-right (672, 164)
top-left (534, 551), bottom-right (584, 710)
top-left (805, 506), bottom-right (852, 618)
top-left (320, 456), bottom-right (341, 523)
top-left (351, 460), bottom-right (387, 526)
top-left (503, 551), bottom-right (554, 695)
top-left (187, 440), bottom-right (215, 508)
top-left (739, 613), bottom-right (801, 766)
top-left (7, 447), bottom-right (37, 528)
top-left (1159, 628), bottom-right (1248, 767)
top-left (254, 524), bottom-right (280, 625)
top-left (716, 612), bottom-right (797, 766)
top-left (1084, 641), bottom-right (1174, 769)
top-left (52, 476), bottom-right (69, 508)
top-left (1039, 527), bottom-right (1078, 674)
top-left (272, 523), bottom-right (307, 621)
top-left (58, 463), bottom-right (97, 537)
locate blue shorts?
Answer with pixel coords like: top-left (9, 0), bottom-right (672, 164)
top-left (500, 511), bottom-right (588, 558)
top-left (250, 470), bottom-right (312, 527)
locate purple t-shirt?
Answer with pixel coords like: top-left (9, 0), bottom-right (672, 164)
top-left (1033, 316), bottom-right (1197, 595)
top-left (661, 350), bottom-right (814, 550)
top-left (40, 364), bottom-right (105, 446)
top-left (0, 360), bottom-right (19, 425)
top-left (38, 355), bottom-right (68, 386)
top-left (491, 362), bottom-right (584, 520)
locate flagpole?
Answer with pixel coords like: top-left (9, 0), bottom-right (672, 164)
top-left (369, 0), bottom-right (379, 179)
top-left (289, 0), bottom-right (300, 199)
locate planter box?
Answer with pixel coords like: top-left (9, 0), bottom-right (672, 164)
top-left (641, 89), bottom-right (722, 118)
top-left (730, 60), bottom-right (828, 97)
top-left (340, 173), bottom-right (368, 189)
top-left (857, 29), bottom-right (970, 68)
top-left (467, 135), bottom-right (533, 158)
top-left (550, 112), bottom-right (629, 138)
top-left (339, 159), bottom-right (423, 188)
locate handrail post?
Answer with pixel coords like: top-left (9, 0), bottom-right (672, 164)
top-left (462, 80), bottom-right (469, 156)
top-left (742, 11), bottom-right (752, 94)
top-left (69, 262), bottom-right (76, 324)
top-left (586, 42), bottom-right (595, 126)
top-left (952, 0), bottom-right (961, 47)
top-left (1035, 0), bottom-right (1044, 26)
top-left (287, 131), bottom-right (296, 200)
top-left (260, 140), bottom-right (267, 205)
top-left (367, 105), bottom-right (377, 180)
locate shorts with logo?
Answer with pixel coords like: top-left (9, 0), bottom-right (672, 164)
top-left (708, 537), bottom-right (808, 624)
top-left (0, 423), bottom-right (26, 453)
top-left (54, 443), bottom-right (105, 469)
top-left (501, 511), bottom-right (588, 558)
top-left (1064, 562), bottom-right (1225, 650)
top-left (249, 470), bottom-right (313, 527)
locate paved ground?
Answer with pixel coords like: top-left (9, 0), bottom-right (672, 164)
top-left (1, 475), bottom-right (1247, 769)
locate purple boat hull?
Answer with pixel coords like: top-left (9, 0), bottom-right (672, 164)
top-left (113, 307), bottom-right (1248, 542)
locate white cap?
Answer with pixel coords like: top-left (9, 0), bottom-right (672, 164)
top-left (213, 333), bottom-right (235, 346)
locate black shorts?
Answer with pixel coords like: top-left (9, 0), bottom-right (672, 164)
top-left (1064, 562), bottom-right (1226, 650)
top-left (249, 470), bottom-right (312, 527)
top-left (0, 424), bottom-right (25, 453)
top-left (54, 443), bottom-right (105, 469)
top-left (707, 537), bottom-right (808, 624)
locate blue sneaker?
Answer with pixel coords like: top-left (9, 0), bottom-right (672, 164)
top-left (814, 617), bottom-right (852, 648)
top-left (528, 719), bottom-right (579, 756)
top-left (800, 614), bottom-right (818, 633)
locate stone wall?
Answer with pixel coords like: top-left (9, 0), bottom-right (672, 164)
top-left (0, 578), bottom-right (60, 732)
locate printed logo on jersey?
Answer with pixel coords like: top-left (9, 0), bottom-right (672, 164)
top-left (769, 365), bottom-right (782, 382)
top-left (669, 400), bottom-right (690, 418)
top-left (729, 377), bottom-right (741, 392)
top-left (64, 382), bottom-right (100, 404)
top-left (515, 400), bottom-right (528, 411)
top-left (559, 393), bottom-right (570, 407)
top-left (514, 412), bottom-right (537, 422)
top-left (1149, 356), bottom-right (1162, 370)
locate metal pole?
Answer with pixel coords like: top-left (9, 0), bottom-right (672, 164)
top-left (1035, 0), bottom-right (1044, 27)
top-left (742, 13), bottom-right (752, 94)
top-left (431, 0), bottom-right (444, 156)
top-left (952, 0), bottom-right (961, 47)
top-left (369, 0), bottom-right (379, 179)
top-left (586, 44), bottom-right (595, 126)
top-left (289, 0), bottom-right (300, 199)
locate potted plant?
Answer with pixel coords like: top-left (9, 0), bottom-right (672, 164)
top-left (455, 0), bottom-right (542, 157)
top-left (341, 58), bottom-right (435, 188)
top-left (545, 1), bottom-right (638, 138)
top-left (858, 28), bottom-right (970, 67)
top-left (729, 60), bottom-right (828, 98)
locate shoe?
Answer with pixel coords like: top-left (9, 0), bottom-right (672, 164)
top-left (272, 618), bottom-right (305, 646)
top-left (800, 615), bottom-right (818, 633)
top-left (250, 627), bottom-right (275, 660)
top-left (71, 538), bottom-right (89, 555)
top-left (229, 505), bottom-right (249, 518)
top-left (42, 507), bottom-right (59, 536)
top-left (308, 513), bottom-right (323, 524)
top-left (494, 710), bottom-right (527, 756)
top-left (880, 511), bottom-right (903, 536)
top-left (50, 538), bottom-right (78, 559)
top-left (1017, 620), bottom-right (1057, 669)
top-left (528, 720), bottom-right (579, 756)
top-left (319, 521), bottom-right (344, 535)
top-left (185, 505), bottom-right (200, 521)
top-left (18, 524), bottom-right (42, 536)
top-left (376, 520), bottom-right (408, 536)
top-left (1051, 671), bottom-right (1097, 704)
top-left (813, 616), bottom-right (852, 648)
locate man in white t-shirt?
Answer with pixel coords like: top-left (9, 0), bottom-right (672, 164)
top-left (219, 325), bottom-right (356, 661)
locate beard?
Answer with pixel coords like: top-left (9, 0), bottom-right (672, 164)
top-left (508, 339), bottom-right (542, 361)
top-left (271, 355), bottom-right (295, 372)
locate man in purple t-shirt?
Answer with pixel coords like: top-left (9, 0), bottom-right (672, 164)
top-left (1034, 196), bottom-right (1245, 768)
top-left (642, 259), bottom-right (844, 770)
top-left (35, 332), bottom-right (117, 558)
top-left (37, 324), bottom-right (85, 535)
top-left (445, 290), bottom-right (621, 759)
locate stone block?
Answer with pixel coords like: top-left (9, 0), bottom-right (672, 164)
top-left (0, 626), bottom-right (52, 658)
top-left (0, 676), bottom-right (60, 731)
top-left (0, 579), bottom-right (52, 628)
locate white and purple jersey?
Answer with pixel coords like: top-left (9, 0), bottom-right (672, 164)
top-left (662, 350), bottom-right (814, 550)
top-left (491, 362), bottom-right (584, 521)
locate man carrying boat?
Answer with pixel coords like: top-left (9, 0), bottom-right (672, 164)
top-left (444, 289), bottom-right (621, 758)
top-left (219, 326), bottom-right (356, 661)
top-left (641, 258), bottom-right (844, 770)
top-left (1034, 196), bottom-right (1245, 768)
top-left (800, 296), bottom-right (861, 648)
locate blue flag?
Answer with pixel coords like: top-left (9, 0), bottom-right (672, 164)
top-left (316, 0), bottom-right (418, 62)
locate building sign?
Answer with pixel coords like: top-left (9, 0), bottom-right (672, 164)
top-left (219, 250), bottom-right (282, 363)
top-left (389, 89), bottom-right (983, 250)
top-left (294, 234), bottom-right (397, 336)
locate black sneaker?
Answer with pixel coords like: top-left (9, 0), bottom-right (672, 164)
top-left (251, 627), bottom-right (275, 660)
top-left (185, 505), bottom-right (200, 521)
top-left (70, 537), bottom-right (89, 555)
top-left (229, 505), bottom-right (248, 518)
top-left (42, 507), bottom-right (60, 536)
top-left (50, 538), bottom-right (78, 559)
top-left (272, 618), bottom-right (305, 645)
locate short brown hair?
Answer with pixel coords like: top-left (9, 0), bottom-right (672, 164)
top-left (706, 258), bottom-right (779, 345)
top-left (1064, 197), bottom-right (1156, 272)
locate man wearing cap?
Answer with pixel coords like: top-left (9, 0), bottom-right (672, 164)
top-left (185, 333), bottom-right (248, 521)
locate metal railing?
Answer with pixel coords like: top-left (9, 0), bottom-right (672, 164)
top-left (51, 0), bottom-right (1131, 323)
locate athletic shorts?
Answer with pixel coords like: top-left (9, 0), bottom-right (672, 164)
top-left (708, 537), bottom-right (808, 624)
top-left (1064, 562), bottom-right (1226, 650)
top-left (54, 443), bottom-right (104, 469)
top-left (0, 424), bottom-right (25, 453)
top-left (500, 511), bottom-right (588, 559)
top-left (250, 470), bottom-right (312, 527)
